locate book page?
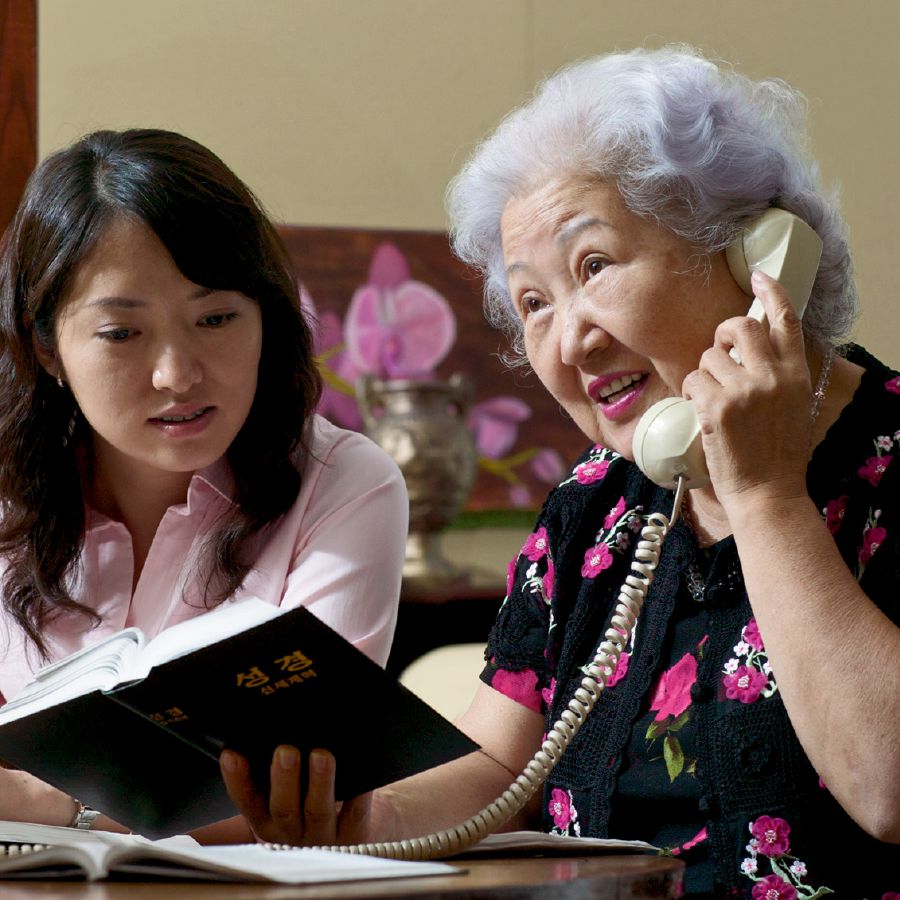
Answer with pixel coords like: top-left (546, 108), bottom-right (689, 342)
top-left (0, 824), bottom-right (457, 884)
top-left (459, 830), bottom-right (658, 855)
top-left (109, 843), bottom-right (458, 885)
top-left (131, 597), bottom-right (284, 680)
top-left (0, 630), bottom-right (145, 721)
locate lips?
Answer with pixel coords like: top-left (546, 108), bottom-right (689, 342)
top-left (587, 372), bottom-right (647, 404)
top-left (150, 406), bottom-right (212, 423)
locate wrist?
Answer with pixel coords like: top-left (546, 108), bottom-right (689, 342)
top-left (69, 801), bottom-right (100, 830)
top-left (724, 486), bottom-right (818, 536)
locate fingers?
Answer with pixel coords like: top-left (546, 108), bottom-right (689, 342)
top-left (221, 746), bottom-right (340, 847)
top-left (715, 270), bottom-right (805, 369)
top-left (220, 750), bottom-right (270, 832)
top-left (268, 745), bottom-right (303, 840)
top-left (302, 750), bottom-right (338, 842)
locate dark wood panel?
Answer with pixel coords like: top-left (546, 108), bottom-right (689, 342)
top-left (0, 0), bottom-right (37, 234)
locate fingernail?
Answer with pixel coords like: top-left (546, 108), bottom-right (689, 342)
top-left (751, 268), bottom-right (768, 285)
top-left (221, 751), bottom-right (239, 773)
top-left (277, 746), bottom-right (300, 770)
top-left (310, 750), bottom-right (330, 775)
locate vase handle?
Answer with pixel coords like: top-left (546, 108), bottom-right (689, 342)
top-left (447, 373), bottom-right (473, 416)
top-left (356, 375), bottom-right (382, 432)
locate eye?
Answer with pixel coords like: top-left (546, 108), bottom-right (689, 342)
top-left (518, 293), bottom-right (548, 319)
top-left (579, 254), bottom-right (607, 284)
top-left (98, 328), bottom-right (134, 343)
top-left (199, 312), bottom-right (238, 328)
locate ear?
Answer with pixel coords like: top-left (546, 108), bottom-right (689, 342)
top-left (32, 330), bottom-right (62, 382)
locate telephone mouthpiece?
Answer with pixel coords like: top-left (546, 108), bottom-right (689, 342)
top-left (631, 397), bottom-right (711, 490)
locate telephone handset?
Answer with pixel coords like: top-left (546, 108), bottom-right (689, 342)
top-left (631, 208), bottom-right (823, 489)
top-left (293, 211), bottom-right (824, 863)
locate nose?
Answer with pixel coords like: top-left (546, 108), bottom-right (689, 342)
top-left (151, 339), bottom-right (203, 394)
top-left (559, 294), bottom-right (609, 367)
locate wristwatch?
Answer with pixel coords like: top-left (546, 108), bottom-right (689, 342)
top-left (70, 802), bottom-right (100, 830)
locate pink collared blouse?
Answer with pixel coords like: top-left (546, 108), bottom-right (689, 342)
top-left (0, 416), bottom-right (408, 702)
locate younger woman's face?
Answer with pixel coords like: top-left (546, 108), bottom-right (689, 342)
top-left (44, 216), bottom-right (263, 495)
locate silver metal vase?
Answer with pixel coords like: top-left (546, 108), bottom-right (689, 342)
top-left (357, 374), bottom-right (477, 585)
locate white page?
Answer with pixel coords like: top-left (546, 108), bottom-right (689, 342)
top-left (0, 598), bottom-right (284, 723)
top-left (463, 830), bottom-right (658, 854)
top-left (0, 631), bottom-right (144, 721)
top-left (110, 843), bottom-right (458, 885)
top-left (0, 825), bottom-right (457, 884)
top-left (130, 596), bottom-right (285, 680)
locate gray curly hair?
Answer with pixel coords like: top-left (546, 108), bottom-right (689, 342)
top-left (446, 45), bottom-right (857, 363)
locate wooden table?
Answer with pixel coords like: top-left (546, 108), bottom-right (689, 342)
top-left (0, 854), bottom-right (683, 899)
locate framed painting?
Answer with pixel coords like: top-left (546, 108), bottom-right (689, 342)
top-left (278, 226), bottom-right (587, 522)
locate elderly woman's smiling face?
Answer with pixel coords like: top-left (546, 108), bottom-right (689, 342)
top-left (501, 177), bottom-right (750, 458)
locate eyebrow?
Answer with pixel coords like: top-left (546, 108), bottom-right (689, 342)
top-left (556, 216), bottom-right (614, 246)
top-left (504, 216), bottom-right (615, 278)
top-left (85, 287), bottom-right (217, 309)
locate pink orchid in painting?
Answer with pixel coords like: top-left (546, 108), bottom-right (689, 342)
top-left (344, 242), bottom-right (456, 380)
top-left (468, 396), bottom-right (531, 459)
top-left (509, 484), bottom-right (532, 508)
top-left (303, 286), bottom-right (364, 430)
top-left (531, 448), bottom-right (565, 485)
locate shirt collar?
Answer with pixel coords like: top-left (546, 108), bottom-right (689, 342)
top-left (84, 457), bottom-right (237, 532)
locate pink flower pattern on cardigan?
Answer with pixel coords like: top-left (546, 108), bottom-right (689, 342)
top-left (722, 618), bottom-right (777, 705)
top-left (739, 815), bottom-right (833, 897)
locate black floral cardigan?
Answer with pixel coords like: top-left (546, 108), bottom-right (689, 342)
top-left (481, 346), bottom-right (900, 898)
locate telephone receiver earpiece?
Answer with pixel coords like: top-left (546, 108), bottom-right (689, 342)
top-left (631, 208), bottom-right (823, 490)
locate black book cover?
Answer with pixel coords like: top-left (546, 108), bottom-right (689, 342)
top-left (0, 605), bottom-right (479, 837)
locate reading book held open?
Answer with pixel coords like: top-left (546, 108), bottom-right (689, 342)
top-left (0, 599), bottom-right (478, 837)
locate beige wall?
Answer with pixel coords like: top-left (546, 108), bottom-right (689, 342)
top-left (39, 0), bottom-right (900, 367)
top-left (38, 0), bottom-right (900, 573)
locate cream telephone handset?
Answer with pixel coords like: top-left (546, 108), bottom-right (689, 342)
top-left (295, 211), bottom-right (824, 862)
top-left (631, 208), bottom-right (823, 489)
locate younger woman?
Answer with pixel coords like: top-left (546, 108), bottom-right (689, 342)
top-left (0, 129), bottom-right (407, 830)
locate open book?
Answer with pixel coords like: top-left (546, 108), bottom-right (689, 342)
top-left (0, 822), bottom-right (458, 883)
top-left (0, 599), bottom-right (477, 837)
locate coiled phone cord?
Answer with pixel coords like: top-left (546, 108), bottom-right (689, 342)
top-left (271, 478), bottom-right (687, 861)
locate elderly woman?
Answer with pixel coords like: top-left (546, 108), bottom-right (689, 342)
top-left (224, 47), bottom-right (899, 896)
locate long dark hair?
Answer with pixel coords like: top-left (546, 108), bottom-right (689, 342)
top-left (0, 129), bottom-right (322, 656)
